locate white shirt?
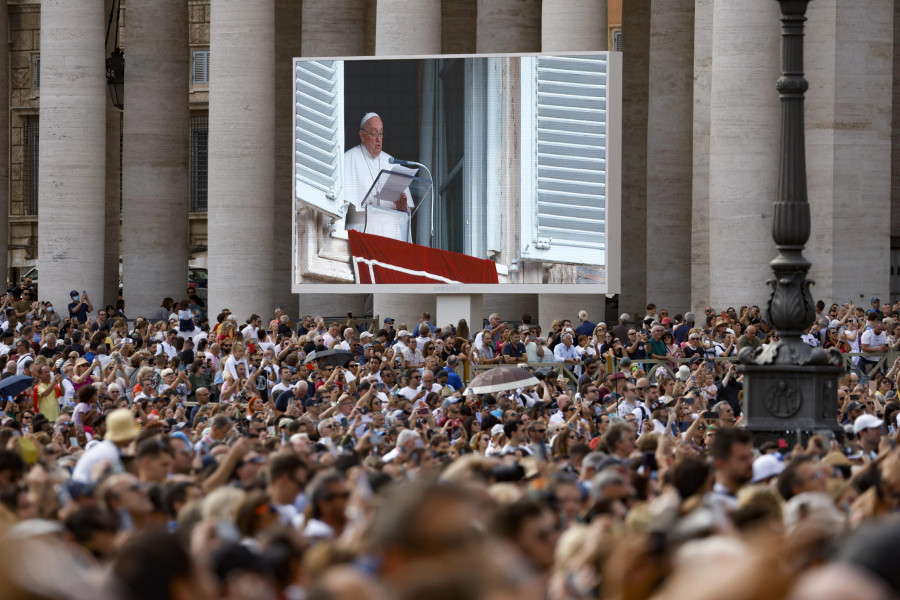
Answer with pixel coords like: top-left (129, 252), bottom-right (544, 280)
top-left (861, 329), bottom-right (887, 351)
top-left (554, 343), bottom-right (579, 362)
top-left (223, 355), bottom-right (250, 383)
top-left (800, 333), bottom-right (819, 347)
top-left (241, 324), bottom-right (259, 344)
top-left (157, 342), bottom-right (178, 360)
top-left (16, 354), bottom-right (33, 375)
top-left (72, 440), bottom-right (122, 483)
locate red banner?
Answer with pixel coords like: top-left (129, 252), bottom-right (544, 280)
top-left (348, 230), bottom-right (499, 284)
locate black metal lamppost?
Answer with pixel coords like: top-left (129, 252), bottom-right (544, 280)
top-left (738, 0), bottom-right (843, 441)
top-left (105, 0), bottom-right (124, 110)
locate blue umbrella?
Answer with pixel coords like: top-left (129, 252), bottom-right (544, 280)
top-left (0, 375), bottom-right (35, 399)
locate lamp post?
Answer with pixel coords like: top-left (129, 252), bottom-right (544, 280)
top-left (105, 0), bottom-right (124, 110)
top-left (737, 0), bottom-right (843, 442)
top-left (106, 48), bottom-right (124, 110)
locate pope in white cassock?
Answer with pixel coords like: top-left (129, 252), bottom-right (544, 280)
top-left (343, 113), bottom-right (413, 241)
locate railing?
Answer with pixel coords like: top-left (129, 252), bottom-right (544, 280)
top-left (459, 349), bottom-right (900, 387)
top-left (467, 361), bottom-right (579, 386)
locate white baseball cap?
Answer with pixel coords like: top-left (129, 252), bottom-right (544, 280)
top-left (853, 413), bottom-right (883, 435)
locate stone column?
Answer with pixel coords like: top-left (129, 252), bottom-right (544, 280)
top-left (476, 0), bottom-right (541, 53)
top-left (374, 294), bottom-right (436, 332)
top-left (690, 0), bottom-right (713, 315)
top-left (893, 1), bottom-right (900, 259)
top-left (541, 0), bottom-right (607, 52)
top-left (618, 0), bottom-right (650, 317)
top-left (273, 0), bottom-right (302, 313)
top-left (298, 0), bottom-right (368, 319)
top-left (0, 0), bottom-right (8, 288)
top-left (208, 0), bottom-right (274, 317)
top-left (302, 0), bottom-right (366, 57)
top-left (443, 0), bottom-right (476, 54)
top-left (122, 0), bottom-right (189, 318)
top-left (104, 98), bottom-right (120, 308)
top-left (369, 0), bottom-right (441, 324)
top-left (707, 0), bottom-right (780, 310)
top-left (375, 0), bottom-right (441, 55)
top-left (538, 296), bottom-right (607, 332)
top-left (37, 0), bottom-right (106, 309)
top-left (645, 0), bottom-right (693, 313)
top-left (806, 0), bottom-right (892, 302)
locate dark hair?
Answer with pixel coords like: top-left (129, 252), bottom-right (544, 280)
top-left (493, 498), bottom-right (548, 540)
top-left (709, 427), bottom-right (753, 461)
top-left (136, 438), bottom-right (173, 460)
top-left (78, 384), bottom-right (98, 404)
top-left (111, 530), bottom-right (194, 600)
top-left (266, 452), bottom-right (306, 486)
top-left (669, 457), bottom-right (712, 500)
top-left (776, 455), bottom-right (812, 501)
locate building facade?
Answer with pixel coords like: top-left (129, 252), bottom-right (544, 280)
top-left (2, 0), bottom-right (898, 328)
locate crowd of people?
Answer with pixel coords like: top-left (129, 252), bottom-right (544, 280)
top-left (0, 281), bottom-right (899, 600)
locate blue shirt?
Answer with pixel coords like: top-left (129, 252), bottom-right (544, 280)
top-left (442, 365), bottom-right (463, 391)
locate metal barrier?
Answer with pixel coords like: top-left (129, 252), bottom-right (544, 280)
top-left (467, 361), bottom-right (579, 386)
top-left (610, 350), bottom-right (900, 381)
top-left (461, 349), bottom-right (900, 388)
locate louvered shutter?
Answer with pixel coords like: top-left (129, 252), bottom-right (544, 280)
top-left (34, 56), bottom-right (40, 90)
top-left (192, 50), bottom-right (209, 85)
top-left (294, 60), bottom-right (344, 218)
top-left (521, 55), bottom-right (607, 265)
top-left (614, 31), bottom-right (623, 52)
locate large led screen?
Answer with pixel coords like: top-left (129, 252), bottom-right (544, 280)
top-left (292, 52), bottom-right (621, 293)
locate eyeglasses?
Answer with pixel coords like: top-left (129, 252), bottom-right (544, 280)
top-left (99, 313), bottom-right (107, 317)
top-left (636, 386), bottom-right (648, 391)
top-left (363, 129), bottom-right (384, 139)
top-left (222, 345), bottom-right (232, 349)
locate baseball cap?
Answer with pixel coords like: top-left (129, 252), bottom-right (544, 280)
top-left (490, 424), bottom-right (504, 436)
top-left (845, 401), bottom-right (864, 413)
top-left (853, 414), bottom-right (883, 434)
top-left (619, 357), bottom-right (633, 368)
top-left (661, 317), bottom-right (672, 325)
top-left (871, 297), bottom-right (880, 303)
top-left (751, 454), bottom-right (785, 484)
top-left (360, 331), bottom-right (374, 340)
top-left (384, 317), bottom-right (394, 323)
top-left (689, 356), bottom-right (704, 365)
top-left (397, 330), bottom-right (410, 337)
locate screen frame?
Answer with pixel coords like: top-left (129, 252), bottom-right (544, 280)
top-left (292, 51), bottom-right (622, 295)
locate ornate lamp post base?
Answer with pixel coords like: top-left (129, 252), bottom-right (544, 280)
top-left (738, 0), bottom-right (843, 443)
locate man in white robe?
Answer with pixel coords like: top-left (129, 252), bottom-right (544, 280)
top-left (343, 113), bottom-right (414, 241)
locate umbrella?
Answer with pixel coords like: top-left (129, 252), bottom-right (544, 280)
top-left (305, 349), bottom-right (355, 368)
top-left (0, 375), bottom-right (35, 399)
top-left (467, 366), bottom-right (540, 395)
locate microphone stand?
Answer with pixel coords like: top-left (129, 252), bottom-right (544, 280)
top-left (389, 157), bottom-right (435, 248)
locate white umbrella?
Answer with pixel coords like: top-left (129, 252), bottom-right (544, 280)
top-left (467, 366), bottom-right (540, 395)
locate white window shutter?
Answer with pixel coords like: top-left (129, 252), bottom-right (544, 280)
top-left (521, 55), bottom-right (607, 266)
top-left (192, 50), bottom-right (209, 85)
top-left (294, 60), bottom-right (344, 218)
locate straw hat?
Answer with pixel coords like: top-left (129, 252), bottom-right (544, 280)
top-left (105, 408), bottom-right (141, 443)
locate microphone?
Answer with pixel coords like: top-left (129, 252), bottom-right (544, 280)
top-left (388, 157), bottom-right (422, 168)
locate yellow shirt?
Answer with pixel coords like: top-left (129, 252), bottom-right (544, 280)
top-left (35, 382), bottom-right (60, 422)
